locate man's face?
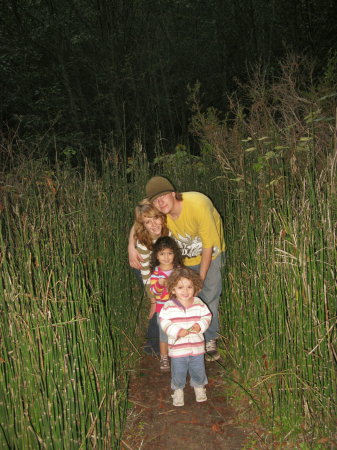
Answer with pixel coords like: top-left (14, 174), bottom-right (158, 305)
top-left (152, 192), bottom-right (175, 215)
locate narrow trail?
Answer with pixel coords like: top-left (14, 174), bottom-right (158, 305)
top-left (122, 352), bottom-right (259, 449)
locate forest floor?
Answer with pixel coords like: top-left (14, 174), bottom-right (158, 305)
top-left (121, 348), bottom-right (267, 450)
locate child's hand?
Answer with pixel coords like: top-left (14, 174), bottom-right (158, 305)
top-left (178, 328), bottom-right (189, 338)
top-left (158, 278), bottom-right (166, 286)
top-left (190, 323), bottom-right (201, 333)
top-left (148, 302), bottom-right (156, 319)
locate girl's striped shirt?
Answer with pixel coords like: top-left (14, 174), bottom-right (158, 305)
top-left (159, 297), bottom-right (211, 358)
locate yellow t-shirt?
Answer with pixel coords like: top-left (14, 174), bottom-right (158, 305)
top-left (167, 192), bottom-right (225, 266)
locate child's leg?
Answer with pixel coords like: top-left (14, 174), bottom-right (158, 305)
top-left (144, 312), bottom-right (160, 354)
top-left (159, 342), bottom-right (170, 371)
top-left (188, 354), bottom-right (208, 387)
top-left (160, 341), bottom-right (168, 356)
top-left (170, 357), bottom-right (188, 406)
top-left (171, 357), bottom-right (188, 390)
top-left (157, 313), bottom-right (170, 371)
top-left (188, 354), bottom-right (208, 402)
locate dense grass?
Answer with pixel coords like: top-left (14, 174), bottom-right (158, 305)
top-left (1, 75), bottom-right (336, 446)
top-left (220, 166), bottom-right (337, 441)
top-left (183, 63), bottom-right (337, 442)
top-left (0, 157), bottom-right (146, 448)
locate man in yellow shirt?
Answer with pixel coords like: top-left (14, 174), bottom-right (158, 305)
top-left (128, 176), bottom-right (225, 361)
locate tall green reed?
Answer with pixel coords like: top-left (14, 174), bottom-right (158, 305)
top-left (0, 155), bottom-right (147, 448)
top-left (221, 143), bottom-right (337, 437)
top-left (186, 61), bottom-right (337, 439)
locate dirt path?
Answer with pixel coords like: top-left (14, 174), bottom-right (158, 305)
top-left (122, 353), bottom-right (258, 449)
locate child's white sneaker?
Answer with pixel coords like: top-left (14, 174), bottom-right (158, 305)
top-left (172, 389), bottom-right (184, 406)
top-left (194, 386), bottom-right (207, 402)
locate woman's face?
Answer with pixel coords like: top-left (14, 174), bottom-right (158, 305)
top-left (143, 215), bottom-right (163, 238)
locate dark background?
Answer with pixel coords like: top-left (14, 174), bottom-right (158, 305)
top-left (1, 0), bottom-right (336, 161)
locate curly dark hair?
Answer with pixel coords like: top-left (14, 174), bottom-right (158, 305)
top-left (150, 236), bottom-right (183, 273)
top-left (167, 267), bottom-right (203, 297)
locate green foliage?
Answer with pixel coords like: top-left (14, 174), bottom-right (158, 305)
top-left (187, 55), bottom-right (337, 443)
top-left (222, 168), bottom-right (337, 440)
top-left (0, 50), bottom-right (336, 445)
top-left (189, 54), bottom-right (337, 190)
top-left (0, 156), bottom-right (146, 448)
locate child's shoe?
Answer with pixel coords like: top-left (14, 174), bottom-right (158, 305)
top-left (194, 386), bottom-right (207, 402)
top-left (160, 355), bottom-right (170, 371)
top-left (172, 389), bottom-right (184, 406)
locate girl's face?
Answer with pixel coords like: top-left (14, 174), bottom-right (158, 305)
top-left (143, 215), bottom-right (162, 238)
top-left (157, 248), bottom-right (174, 270)
top-left (172, 277), bottom-right (195, 303)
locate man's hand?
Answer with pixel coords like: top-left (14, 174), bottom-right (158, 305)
top-left (128, 225), bottom-right (142, 269)
top-left (199, 247), bottom-right (212, 281)
top-left (128, 245), bottom-right (143, 270)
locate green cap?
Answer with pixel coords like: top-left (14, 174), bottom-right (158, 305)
top-left (146, 176), bottom-right (175, 201)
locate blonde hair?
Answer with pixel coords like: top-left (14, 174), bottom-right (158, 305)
top-left (133, 199), bottom-right (169, 250)
top-left (167, 267), bottom-right (203, 297)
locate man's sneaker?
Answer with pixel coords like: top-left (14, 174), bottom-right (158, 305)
top-left (194, 386), bottom-right (207, 402)
top-left (172, 389), bottom-right (184, 406)
top-left (160, 355), bottom-right (170, 371)
top-left (205, 339), bottom-right (221, 361)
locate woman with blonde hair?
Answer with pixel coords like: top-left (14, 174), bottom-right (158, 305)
top-left (130, 199), bottom-right (169, 354)
top-left (133, 199), bottom-right (169, 287)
